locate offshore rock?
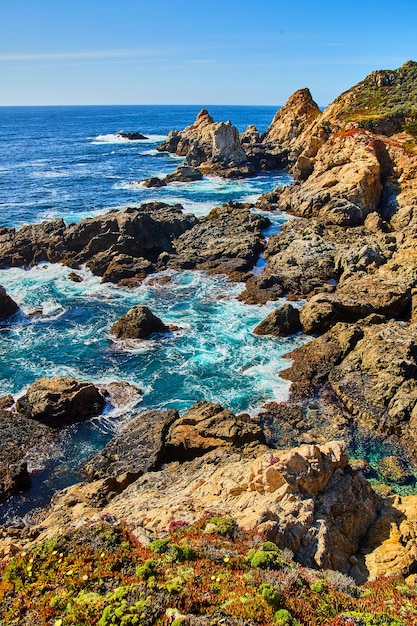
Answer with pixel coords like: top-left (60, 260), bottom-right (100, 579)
top-left (0, 285), bottom-right (19, 320)
top-left (253, 303), bottom-right (301, 337)
top-left (110, 305), bottom-right (169, 340)
top-left (157, 109), bottom-right (249, 177)
top-left (116, 131), bottom-right (148, 140)
top-left (16, 375), bottom-right (106, 427)
top-left (171, 202), bottom-right (270, 279)
top-left (143, 164), bottom-right (203, 187)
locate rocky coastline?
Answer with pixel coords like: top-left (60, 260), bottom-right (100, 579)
top-left (2, 61), bottom-right (417, 623)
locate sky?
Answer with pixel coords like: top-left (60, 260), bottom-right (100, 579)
top-left (1, 0), bottom-right (417, 107)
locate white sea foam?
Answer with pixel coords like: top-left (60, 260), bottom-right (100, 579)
top-left (91, 133), bottom-right (167, 145)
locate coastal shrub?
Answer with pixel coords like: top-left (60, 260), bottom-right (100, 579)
top-left (135, 559), bottom-right (158, 580)
top-left (404, 120), bottom-right (417, 136)
top-left (170, 543), bottom-right (196, 562)
top-left (274, 608), bottom-right (300, 625)
top-left (310, 579), bottom-right (328, 594)
top-left (245, 542), bottom-right (283, 570)
top-left (341, 612), bottom-right (405, 625)
top-left (323, 569), bottom-right (358, 596)
top-left (149, 538), bottom-right (171, 554)
top-left (207, 516), bottom-right (239, 538)
top-left (260, 582), bottom-right (281, 608)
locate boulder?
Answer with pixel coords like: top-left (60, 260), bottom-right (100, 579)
top-left (253, 304), bottom-right (301, 337)
top-left (0, 285), bottom-right (19, 320)
top-left (16, 376), bottom-right (105, 427)
top-left (110, 305), bottom-right (169, 339)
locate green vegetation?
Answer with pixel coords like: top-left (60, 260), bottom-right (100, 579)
top-left (0, 518), bottom-right (416, 625)
top-left (339, 60), bottom-right (417, 134)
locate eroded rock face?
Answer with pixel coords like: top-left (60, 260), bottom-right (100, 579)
top-left (143, 164), bottom-right (203, 188)
top-left (16, 376), bottom-right (105, 427)
top-left (110, 305), bottom-right (169, 340)
top-left (262, 88), bottom-right (321, 155)
top-left (277, 132), bottom-right (383, 226)
top-left (0, 285), bottom-right (19, 320)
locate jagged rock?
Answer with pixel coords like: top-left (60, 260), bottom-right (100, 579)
top-left (362, 495), bottom-right (417, 580)
top-left (253, 304), bottom-right (301, 337)
top-left (171, 202), bottom-right (270, 278)
top-left (277, 132), bottom-right (383, 226)
top-left (143, 164), bottom-right (203, 188)
top-left (110, 305), bottom-right (169, 340)
top-left (240, 125), bottom-right (260, 145)
top-left (16, 376), bottom-right (105, 427)
top-left (165, 164), bottom-right (203, 183)
top-left (84, 402), bottom-right (265, 487)
top-left (238, 274), bottom-right (284, 305)
top-left (67, 272), bottom-right (83, 283)
top-left (116, 131), bottom-right (148, 140)
top-left (0, 285), bottom-right (19, 320)
top-left (262, 88), bottom-right (321, 155)
top-left (165, 401), bottom-right (266, 455)
top-left (0, 399), bottom-right (52, 502)
top-left (157, 109), bottom-right (249, 176)
top-left (0, 203), bottom-right (197, 281)
top-left (32, 435), bottom-right (380, 577)
top-left (83, 409), bottom-right (179, 483)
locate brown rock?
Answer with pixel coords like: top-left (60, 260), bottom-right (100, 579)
top-left (253, 304), bottom-right (301, 337)
top-left (110, 305), bottom-right (169, 340)
top-left (16, 375), bottom-right (105, 427)
top-left (165, 402), bottom-right (266, 456)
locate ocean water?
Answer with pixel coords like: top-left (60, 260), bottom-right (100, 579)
top-left (0, 104), bottom-right (304, 521)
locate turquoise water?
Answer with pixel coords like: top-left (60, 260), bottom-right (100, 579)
top-left (0, 105), bottom-right (306, 522)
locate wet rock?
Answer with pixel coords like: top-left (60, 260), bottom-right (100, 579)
top-left (253, 303), bottom-right (301, 337)
top-left (116, 131), bottom-right (148, 140)
top-left (171, 202), bottom-right (270, 278)
top-left (0, 285), bottom-right (19, 320)
top-left (0, 203), bottom-right (197, 282)
top-left (16, 376), bottom-right (105, 427)
top-left (110, 305), bottom-right (169, 340)
top-left (165, 164), bottom-right (203, 183)
top-left (143, 164), bottom-right (203, 188)
top-left (100, 381), bottom-right (142, 409)
top-left (238, 274), bottom-right (284, 305)
top-left (67, 272), bottom-right (83, 283)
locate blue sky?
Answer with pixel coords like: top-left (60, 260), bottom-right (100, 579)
top-left (1, 0), bottom-right (417, 106)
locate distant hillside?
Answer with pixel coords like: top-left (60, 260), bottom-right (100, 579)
top-left (334, 60), bottom-right (417, 135)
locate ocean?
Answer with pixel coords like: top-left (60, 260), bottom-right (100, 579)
top-left (0, 105), bottom-right (303, 522)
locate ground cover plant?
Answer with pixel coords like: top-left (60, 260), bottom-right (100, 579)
top-left (0, 517), bottom-right (416, 625)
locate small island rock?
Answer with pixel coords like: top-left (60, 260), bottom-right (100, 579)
top-left (110, 305), bottom-right (169, 339)
top-left (16, 375), bottom-right (106, 427)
